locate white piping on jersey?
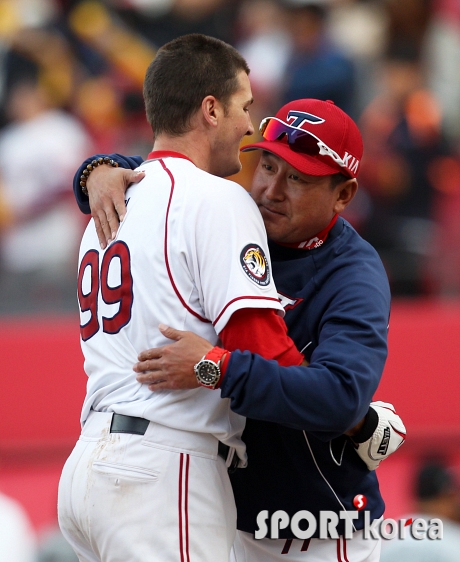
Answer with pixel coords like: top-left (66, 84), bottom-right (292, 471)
top-left (329, 439), bottom-right (347, 467)
top-left (300, 341), bottom-right (312, 354)
top-left (303, 431), bottom-right (358, 534)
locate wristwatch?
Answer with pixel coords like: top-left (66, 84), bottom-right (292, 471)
top-left (194, 347), bottom-right (227, 389)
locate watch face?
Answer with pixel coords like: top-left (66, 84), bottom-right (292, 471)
top-left (196, 360), bottom-right (220, 386)
top-left (199, 362), bottom-right (218, 384)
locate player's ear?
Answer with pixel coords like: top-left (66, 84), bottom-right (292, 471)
top-left (201, 95), bottom-right (220, 128)
top-left (333, 178), bottom-right (358, 214)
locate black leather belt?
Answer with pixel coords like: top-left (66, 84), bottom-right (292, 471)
top-left (110, 414), bottom-right (239, 472)
top-left (110, 413), bottom-right (149, 435)
top-left (217, 441), bottom-right (239, 473)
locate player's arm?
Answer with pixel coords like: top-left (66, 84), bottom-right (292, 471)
top-left (73, 153), bottom-right (144, 248)
top-left (218, 281), bottom-right (389, 437)
top-left (135, 321), bottom-right (365, 438)
top-left (136, 265), bottom-right (388, 437)
top-left (135, 307), bottom-right (369, 438)
top-left (226, 249), bottom-right (392, 439)
top-left (136, 308), bottom-right (304, 387)
top-left (135, 320), bottom-right (405, 469)
top-left (135, 309), bottom-right (368, 439)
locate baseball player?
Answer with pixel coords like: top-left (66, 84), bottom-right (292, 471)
top-left (72, 99), bottom-right (406, 561)
top-left (58, 35), bottom-right (306, 562)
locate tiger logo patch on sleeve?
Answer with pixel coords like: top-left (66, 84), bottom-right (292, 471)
top-left (240, 244), bottom-right (270, 286)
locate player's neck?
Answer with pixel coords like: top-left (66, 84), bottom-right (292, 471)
top-left (153, 132), bottom-right (213, 173)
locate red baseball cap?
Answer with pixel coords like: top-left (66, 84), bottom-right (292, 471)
top-left (242, 99), bottom-right (363, 179)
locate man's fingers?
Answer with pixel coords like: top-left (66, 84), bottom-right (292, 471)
top-left (134, 360), bottom-right (156, 374)
top-left (106, 210), bottom-right (120, 241)
top-left (137, 347), bottom-right (164, 362)
top-left (85, 166), bottom-right (139, 243)
top-left (114, 202), bottom-right (127, 224)
top-left (97, 212), bottom-right (113, 247)
top-left (107, 171), bottom-right (144, 230)
top-left (135, 368), bottom-right (159, 381)
top-left (125, 170), bottom-right (145, 185)
top-left (93, 215), bottom-right (107, 249)
top-left (158, 324), bottom-right (186, 341)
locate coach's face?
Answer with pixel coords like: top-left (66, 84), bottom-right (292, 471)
top-left (251, 152), bottom-right (357, 244)
top-left (212, 70), bottom-right (254, 177)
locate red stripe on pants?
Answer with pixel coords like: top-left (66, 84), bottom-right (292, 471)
top-left (178, 454), bottom-right (191, 562)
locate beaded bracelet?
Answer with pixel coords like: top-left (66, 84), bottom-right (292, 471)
top-left (80, 157), bottom-right (119, 196)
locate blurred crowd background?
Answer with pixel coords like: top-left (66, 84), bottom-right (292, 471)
top-left (1, 1), bottom-right (460, 561)
top-left (0, 0), bottom-right (459, 314)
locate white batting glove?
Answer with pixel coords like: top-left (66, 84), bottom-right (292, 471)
top-left (354, 401), bottom-right (406, 471)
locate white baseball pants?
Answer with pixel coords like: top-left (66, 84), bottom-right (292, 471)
top-left (58, 411), bottom-right (236, 562)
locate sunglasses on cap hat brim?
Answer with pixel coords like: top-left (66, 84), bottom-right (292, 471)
top-left (259, 116), bottom-right (348, 171)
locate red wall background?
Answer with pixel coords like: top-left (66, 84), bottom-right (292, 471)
top-left (1, 300), bottom-right (460, 531)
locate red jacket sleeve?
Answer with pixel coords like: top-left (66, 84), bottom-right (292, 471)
top-left (219, 308), bottom-right (304, 367)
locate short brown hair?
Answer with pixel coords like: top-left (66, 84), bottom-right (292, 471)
top-left (143, 34), bottom-right (250, 137)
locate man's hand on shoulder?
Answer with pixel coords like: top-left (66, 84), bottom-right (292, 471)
top-left (87, 165), bottom-right (145, 249)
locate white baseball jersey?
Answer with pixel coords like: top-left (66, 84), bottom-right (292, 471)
top-left (77, 152), bottom-right (283, 460)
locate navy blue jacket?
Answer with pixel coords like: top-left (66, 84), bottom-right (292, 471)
top-left (74, 155), bottom-right (391, 537)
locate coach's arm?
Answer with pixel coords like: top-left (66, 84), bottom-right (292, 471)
top-left (74, 154), bottom-right (143, 248)
top-left (134, 249), bottom-right (389, 440)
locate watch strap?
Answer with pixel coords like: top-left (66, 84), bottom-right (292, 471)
top-left (204, 346), bottom-right (228, 364)
top-left (206, 347), bottom-right (230, 389)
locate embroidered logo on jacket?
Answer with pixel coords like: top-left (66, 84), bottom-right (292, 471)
top-left (240, 244), bottom-right (270, 286)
